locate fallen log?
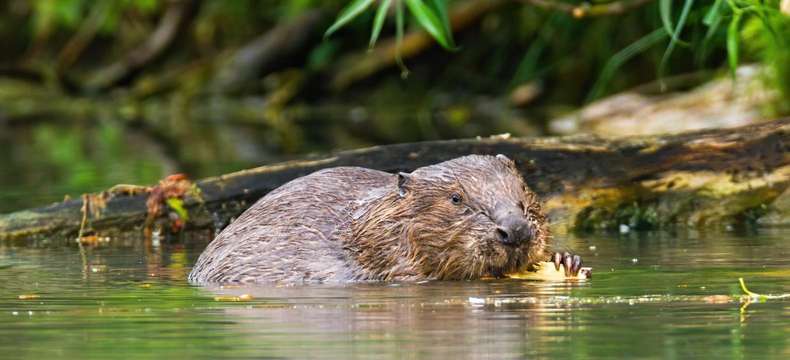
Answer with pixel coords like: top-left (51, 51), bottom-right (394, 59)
top-left (549, 66), bottom-right (779, 137)
top-left (1, 118), bottom-right (788, 242)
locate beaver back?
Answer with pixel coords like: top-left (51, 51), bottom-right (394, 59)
top-left (188, 167), bottom-right (393, 283)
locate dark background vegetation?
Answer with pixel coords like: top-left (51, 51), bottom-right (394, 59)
top-left (0, 0), bottom-right (788, 212)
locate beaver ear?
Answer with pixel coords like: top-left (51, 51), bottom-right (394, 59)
top-left (397, 172), bottom-right (411, 197)
top-left (496, 154), bottom-right (516, 168)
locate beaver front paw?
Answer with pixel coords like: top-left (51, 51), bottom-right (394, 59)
top-left (551, 252), bottom-right (587, 277)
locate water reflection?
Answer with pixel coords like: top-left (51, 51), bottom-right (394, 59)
top-left (201, 280), bottom-right (585, 359)
top-left (0, 230), bottom-right (788, 359)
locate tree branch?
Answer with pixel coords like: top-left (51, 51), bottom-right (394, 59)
top-left (210, 9), bottom-right (327, 94)
top-left (85, 0), bottom-right (199, 92)
top-left (518, 0), bottom-right (654, 18)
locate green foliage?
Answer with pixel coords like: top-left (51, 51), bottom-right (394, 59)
top-left (20, 0), bottom-right (789, 108)
top-left (658, 0), bottom-right (694, 88)
top-left (324, 0), bottom-right (377, 38)
top-left (403, 0), bottom-right (455, 49)
top-left (725, 0), bottom-right (790, 111)
top-left (325, 0), bottom-right (455, 50)
top-left (394, 0), bottom-right (407, 75)
top-left (32, 0), bottom-right (85, 35)
top-left (659, 0), bottom-right (690, 47)
top-left (277, 0), bottom-right (323, 18)
top-left (587, 0), bottom-right (789, 104)
top-left (727, 8), bottom-right (743, 77)
top-left (30, 0), bottom-right (161, 36)
top-left (699, 0), bottom-right (726, 62)
top-left (166, 198), bottom-right (189, 221)
top-left (588, 29), bottom-right (668, 102)
top-left (320, 0), bottom-right (785, 108)
top-left (369, 0), bottom-right (392, 48)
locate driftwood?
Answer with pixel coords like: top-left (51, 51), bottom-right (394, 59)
top-left (1, 119), bottom-right (788, 242)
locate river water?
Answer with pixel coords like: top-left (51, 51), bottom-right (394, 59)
top-left (0, 229), bottom-right (788, 359)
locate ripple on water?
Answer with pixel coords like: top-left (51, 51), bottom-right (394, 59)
top-left (0, 229), bottom-right (789, 359)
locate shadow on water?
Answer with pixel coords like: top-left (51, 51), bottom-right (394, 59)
top-left (0, 228), bottom-right (788, 359)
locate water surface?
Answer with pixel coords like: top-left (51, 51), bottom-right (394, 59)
top-left (0, 230), bottom-right (788, 359)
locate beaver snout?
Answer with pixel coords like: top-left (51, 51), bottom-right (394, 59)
top-left (494, 213), bottom-right (532, 246)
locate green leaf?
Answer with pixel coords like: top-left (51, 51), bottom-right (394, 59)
top-left (325, 0), bottom-right (376, 38)
top-left (659, 0), bottom-right (689, 46)
top-left (658, 0), bottom-right (695, 89)
top-left (727, 11), bottom-right (743, 78)
top-left (751, 4), bottom-right (779, 42)
top-left (703, 0), bottom-right (724, 26)
top-left (166, 198), bottom-right (189, 221)
top-left (511, 37), bottom-right (546, 86)
top-left (369, 0), bottom-right (393, 49)
top-left (659, 0), bottom-right (674, 36)
top-left (428, 0), bottom-right (454, 47)
top-left (404, 0), bottom-right (455, 50)
top-left (395, 0), bottom-right (409, 78)
top-left (699, 0), bottom-right (725, 63)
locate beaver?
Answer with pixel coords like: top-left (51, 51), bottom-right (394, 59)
top-left (188, 154), bottom-right (584, 284)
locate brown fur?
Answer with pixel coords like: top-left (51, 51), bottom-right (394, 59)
top-left (188, 155), bottom-right (549, 284)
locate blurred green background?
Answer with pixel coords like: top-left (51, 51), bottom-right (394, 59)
top-left (0, 0), bottom-right (788, 212)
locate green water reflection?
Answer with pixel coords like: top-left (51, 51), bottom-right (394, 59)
top-left (0, 230), bottom-right (788, 359)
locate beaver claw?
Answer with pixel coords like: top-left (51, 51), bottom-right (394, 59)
top-left (552, 252), bottom-right (585, 277)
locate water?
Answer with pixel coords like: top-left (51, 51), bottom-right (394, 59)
top-left (0, 230), bottom-right (788, 359)
top-left (0, 122), bottom-right (262, 214)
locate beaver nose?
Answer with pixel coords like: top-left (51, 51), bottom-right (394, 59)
top-left (495, 215), bottom-right (532, 246)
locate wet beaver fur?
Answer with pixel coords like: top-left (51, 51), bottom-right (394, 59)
top-left (189, 155), bottom-right (582, 284)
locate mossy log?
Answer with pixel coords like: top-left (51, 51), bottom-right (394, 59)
top-left (1, 119), bottom-right (788, 242)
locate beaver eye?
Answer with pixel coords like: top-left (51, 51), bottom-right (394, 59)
top-left (450, 193), bottom-right (462, 205)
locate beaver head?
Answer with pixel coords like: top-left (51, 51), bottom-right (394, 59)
top-left (352, 154), bottom-right (548, 280)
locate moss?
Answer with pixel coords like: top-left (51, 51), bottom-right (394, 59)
top-left (575, 200), bottom-right (661, 232)
top-left (738, 204), bottom-right (771, 225)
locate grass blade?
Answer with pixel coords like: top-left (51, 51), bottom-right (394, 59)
top-left (701, 0), bottom-right (726, 54)
top-left (587, 28), bottom-right (668, 102)
top-left (404, 0), bottom-right (455, 50)
top-left (658, 0), bottom-right (695, 90)
top-left (703, 0), bottom-right (724, 26)
top-left (428, 0), bottom-right (455, 47)
top-left (325, 0), bottom-right (376, 38)
top-left (727, 10), bottom-right (742, 78)
top-left (369, 0), bottom-right (393, 48)
top-left (659, 0), bottom-right (689, 46)
top-left (659, 0), bottom-right (674, 36)
top-left (395, 0), bottom-right (409, 78)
